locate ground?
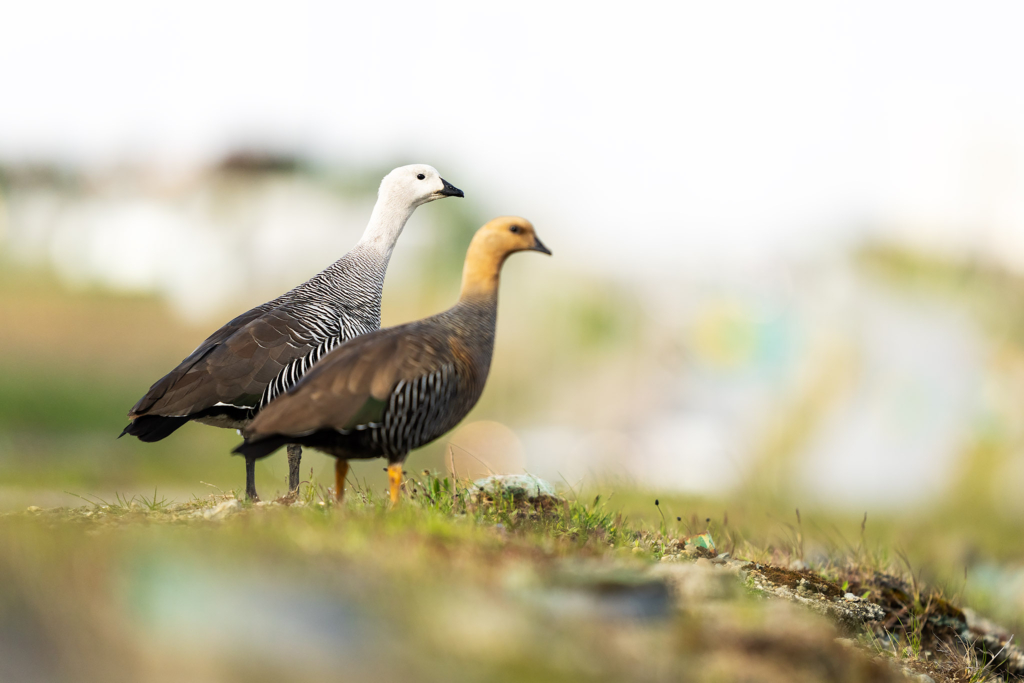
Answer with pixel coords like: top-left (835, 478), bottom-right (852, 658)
top-left (1, 473), bottom-right (1020, 683)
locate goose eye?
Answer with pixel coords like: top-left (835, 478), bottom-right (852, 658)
top-left (416, 173), bottom-right (425, 180)
top-left (509, 225), bottom-right (521, 234)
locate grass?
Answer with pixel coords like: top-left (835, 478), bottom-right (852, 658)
top-left (64, 487), bottom-right (173, 514)
top-left (1, 472), bottom-right (1020, 683)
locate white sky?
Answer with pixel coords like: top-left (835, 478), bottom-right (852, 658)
top-left (3, 0), bottom-right (1024, 273)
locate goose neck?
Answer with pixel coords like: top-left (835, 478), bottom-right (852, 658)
top-left (458, 243), bottom-right (508, 302)
top-left (357, 195), bottom-right (417, 260)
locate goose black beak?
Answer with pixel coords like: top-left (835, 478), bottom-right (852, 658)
top-left (531, 237), bottom-right (552, 255)
top-left (437, 178), bottom-right (464, 198)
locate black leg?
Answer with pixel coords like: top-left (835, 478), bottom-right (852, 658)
top-left (286, 444), bottom-right (302, 492)
top-left (334, 459), bottom-right (349, 502)
top-left (245, 456), bottom-right (259, 501)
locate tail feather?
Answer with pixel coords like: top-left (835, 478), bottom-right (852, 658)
top-left (121, 415), bottom-right (190, 442)
top-left (233, 435), bottom-right (292, 460)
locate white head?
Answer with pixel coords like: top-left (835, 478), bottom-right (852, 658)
top-left (359, 164), bottom-right (464, 253)
top-left (378, 164), bottom-right (464, 208)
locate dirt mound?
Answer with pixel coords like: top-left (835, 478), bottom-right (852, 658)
top-left (745, 562), bottom-right (1024, 680)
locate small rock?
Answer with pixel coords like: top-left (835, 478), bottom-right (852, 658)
top-left (789, 559), bottom-right (808, 571)
top-left (720, 558), bottom-right (749, 580)
top-left (844, 592), bottom-right (859, 601)
top-left (744, 564), bottom-right (886, 628)
top-left (25, 506), bottom-right (41, 513)
top-left (834, 638), bottom-right (856, 648)
top-left (203, 499), bottom-right (240, 520)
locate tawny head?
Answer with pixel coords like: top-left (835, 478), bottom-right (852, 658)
top-left (378, 164), bottom-right (464, 207)
top-left (460, 216), bottom-right (550, 299)
top-left (470, 216), bottom-right (551, 260)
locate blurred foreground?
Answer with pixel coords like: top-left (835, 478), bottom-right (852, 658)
top-left (1, 478), bottom-right (1020, 683)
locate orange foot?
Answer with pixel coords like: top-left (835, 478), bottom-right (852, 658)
top-left (387, 463), bottom-right (403, 506)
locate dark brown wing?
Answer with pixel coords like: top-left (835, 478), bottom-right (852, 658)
top-left (129, 304), bottom-right (316, 418)
top-left (243, 322), bottom-right (448, 439)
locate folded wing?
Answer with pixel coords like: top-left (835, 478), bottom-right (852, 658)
top-left (129, 304), bottom-right (317, 419)
top-left (243, 324), bottom-right (448, 440)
